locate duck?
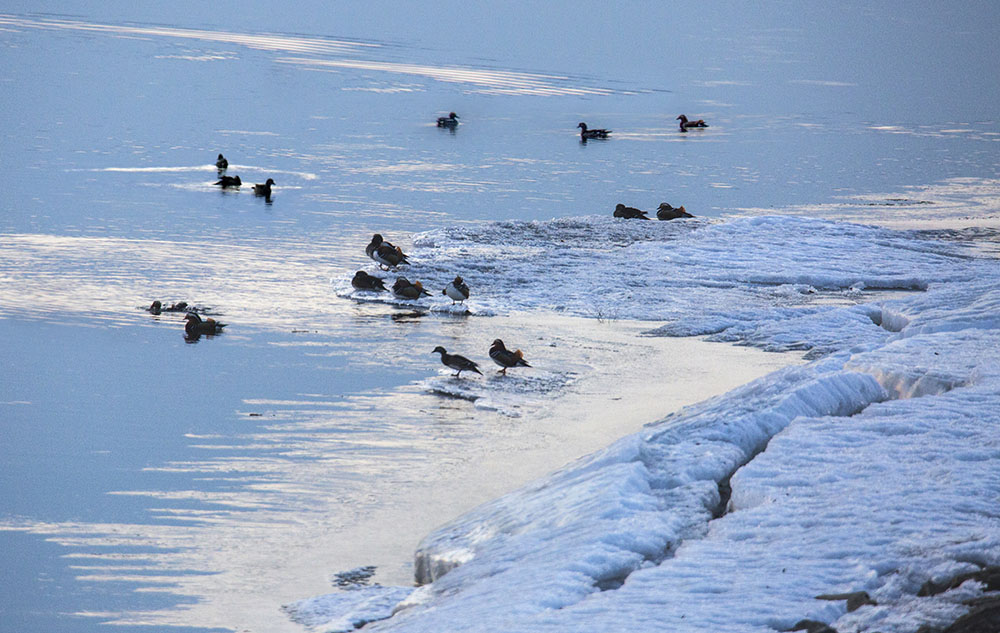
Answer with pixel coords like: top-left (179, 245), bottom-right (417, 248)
top-left (432, 346), bottom-right (482, 377)
top-left (216, 153), bottom-right (228, 170)
top-left (392, 277), bottom-right (431, 300)
top-left (677, 114), bottom-right (708, 131)
top-left (253, 178), bottom-right (275, 198)
top-left (443, 276), bottom-right (470, 304)
top-left (214, 175), bottom-right (241, 188)
top-left (613, 203), bottom-right (651, 220)
top-left (366, 234), bottom-right (410, 270)
top-left (657, 203), bottom-right (695, 220)
top-left (184, 312), bottom-right (226, 336)
top-left (352, 270), bottom-right (387, 292)
top-left (147, 300), bottom-right (163, 315)
top-left (489, 339), bottom-right (531, 375)
top-left (577, 122), bottom-right (611, 139)
top-left (436, 112), bottom-right (460, 128)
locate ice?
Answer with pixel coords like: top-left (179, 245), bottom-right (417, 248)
top-left (297, 214), bottom-right (999, 632)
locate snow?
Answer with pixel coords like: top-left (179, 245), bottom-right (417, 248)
top-left (296, 215), bottom-right (1000, 632)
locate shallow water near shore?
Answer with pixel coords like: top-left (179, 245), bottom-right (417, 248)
top-left (2, 2), bottom-right (999, 632)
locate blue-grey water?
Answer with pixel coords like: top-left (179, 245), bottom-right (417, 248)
top-left (1, 2), bottom-right (998, 632)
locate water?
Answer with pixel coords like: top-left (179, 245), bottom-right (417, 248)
top-left (1, 3), bottom-right (998, 632)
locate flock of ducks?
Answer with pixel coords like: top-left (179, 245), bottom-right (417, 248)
top-left (156, 110), bottom-right (709, 357)
top-left (212, 153), bottom-right (276, 202)
top-left (352, 232), bottom-right (530, 379)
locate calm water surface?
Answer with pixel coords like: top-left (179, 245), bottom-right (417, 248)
top-left (1, 2), bottom-right (998, 632)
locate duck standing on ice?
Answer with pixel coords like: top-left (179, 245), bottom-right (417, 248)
top-left (613, 203), bottom-right (651, 220)
top-left (677, 114), bottom-right (708, 131)
top-left (443, 276), bottom-right (470, 304)
top-left (392, 277), bottom-right (431, 300)
top-left (216, 153), bottom-right (228, 170)
top-left (366, 234), bottom-right (410, 270)
top-left (657, 203), bottom-right (694, 220)
top-left (577, 122), bottom-right (611, 140)
top-left (489, 339), bottom-right (531, 375)
top-left (432, 346), bottom-right (482, 377)
top-left (352, 270), bottom-right (387, 292)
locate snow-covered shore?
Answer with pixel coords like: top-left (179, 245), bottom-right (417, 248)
top-left (290, 215), bottom-right (1000, 632)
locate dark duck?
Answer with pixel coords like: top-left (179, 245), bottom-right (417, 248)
top-left (184, 312), bottom-right (226, 336)
top-left (489, 339), bottom-right (531, 375)
top-left (443, 276), bottom-right (470, 304)
top-left (352, 270), bottom-right (387, 292)
top-left (577, 122), bottom-right (611, 139)
top-left (216, 153), bottom-right (228, 170)
top-left (657, 203), bottom-right (694, 220)
top-left (392, 277), bottom-right (431, 300)
top-left (366, 234), bottom-right (410, 270)
top-left (432, 346), bottom-right (482, 378)
top-left (436, 112), bottom-right (459, 128)
top-left (677, 114), bottom-right (708, 131)
top-left (613, 204), bottom-right (651, 220)
top-left (253, 178), bottom-right (275, 199)
top-left (214, 175), bottom-right (241, 188)
top-left (147, 300), bottom-right (190, 315)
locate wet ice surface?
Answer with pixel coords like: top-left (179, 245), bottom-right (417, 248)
top-left (3, 3), bottom-right (1000, 633)
top-left (293, 222), bottom-right (1000, 633)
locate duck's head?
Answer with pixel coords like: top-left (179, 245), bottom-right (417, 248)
top-left (491, 338), bottom-right (505, 348)
top-left (184, 313), bottom-right (202, 324)
top-left (371, 233), bottom-right (384, 244)
top-left (233, 176), bottom-right (242, 184)
top-left (264, 178), bottom-right (275, 186)
top-left (615, 204), bottom-right (626, 211)
top-left (658, 202), bottom-right (674, 210)
top-left (449, 112), bottom-right (458, 119)
top-left (432, 346), bottom-right (447, 355)
top-left (149, 300), bottom-right (162, 311)
top-left (677, 115), bottom-right (688, 122)
top-left (453, 276), bottom-right (463, 284)
top-left (577, 122), bottom-right (587, 130)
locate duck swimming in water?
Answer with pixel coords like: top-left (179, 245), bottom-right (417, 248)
top-left (437, 112), bottom-right (460, 128)
top-left (577, 122), bottom-right (611, 139)
top-left (489, 339), bottom-right (531, 375)
top-left (216, 154), bottom-right (228, 170)
top-left (253, 178), bottom-right (275, 198)
top-left (443, 276), bottom-right (470, 304)
top-left (352, 270), bottom-right (387, 292)
top-left (184, 312), bottom-right (226, 336)
top-left (677, 114), bottom-right (708, 131)
top-left (432, 346), bottom-right (482, 377)
top-left (214, 175), bottom-right (241, 188)
top-left (613, 203), bottom-right (651, 220)
top-left (657, 203), bottom-right (694, 220)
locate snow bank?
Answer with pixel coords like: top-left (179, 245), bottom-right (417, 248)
top-left (301, 216), bottom-right (999, 633)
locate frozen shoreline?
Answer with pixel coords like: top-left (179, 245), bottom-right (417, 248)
top-left (287, 215), bottom-right (1000, 633)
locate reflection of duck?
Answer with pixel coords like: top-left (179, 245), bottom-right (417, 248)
top-left (432, 346), bottom-right (482, 377)
top-left (578, 122), bottom-right (611, 139)
top-left (366, 234), bottom-right (410, 269)
top-left (184, 312), bottom-right (226, 336)
top-left (443, 276), bottom-right (470, 304)
top-left (489, 339), bottom-right (531, 375)
top-left (352, 270), bottom-right (387, 292)
top-left (214, 175), bottom-right (241, 188)
top-left (436, 112), bottom-right (459, 128)
top-left (677, 114), bottom-right (708, 130)
top-left (657, 203), bottom-right (694, 220)
top-left (216, 154), bottom-right (228, 170)
top-left (392, 277), bottom-right (430, 299)
top-left (253, 178), bottom-right (275, 198)
top-left (614, 203), bottom-right (651, 220)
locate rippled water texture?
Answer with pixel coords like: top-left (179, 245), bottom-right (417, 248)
top-left (1, 2), bottom-right (998, 632)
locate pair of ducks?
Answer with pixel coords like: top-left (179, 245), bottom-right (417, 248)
top-left (578, 115), bottom-right (709, 140)
top-left (146, 300), bottom-right (225, 336)
top-left (213, 153), bottom-right (276, 199)
top-left (614, 203), bottom-right (694, 221)
top-left (433, 339), bottom-right (531, 378)
top-left (352, 272), bottom-right (470, 304)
